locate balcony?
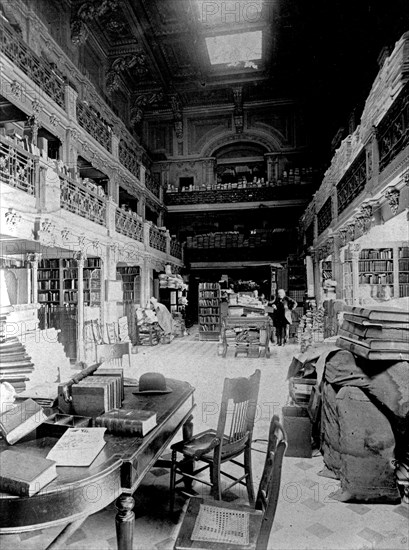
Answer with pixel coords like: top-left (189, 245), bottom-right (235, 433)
top-left (165, 182), bottom-right (312, 207)
top-left (0, 22), bottom-right (65, 108)
top-left (76, 101), bottom-right (112, 153)
top-left (170, 238), bottom-right (183, 260)
top-left (0, 136), bottom-right (37, 196)
top-left (336, 149), bottom-right (367, 215)
top-left (60, 173), bottom-right (107, 226)
top-left (185, 230), bottom-right (295, 263)
top-left (149, 225), bottom-right (167, 253)
top-left (115, 207), bottom-right (144, 242)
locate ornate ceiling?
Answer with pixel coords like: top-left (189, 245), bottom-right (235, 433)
top-left (68, 0), bottom-right (409, 163)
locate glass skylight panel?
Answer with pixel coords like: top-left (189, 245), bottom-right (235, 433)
top-left (196, 1), bottom-right (263, 25)
top-left (205, 31), bottom-right (262, 68)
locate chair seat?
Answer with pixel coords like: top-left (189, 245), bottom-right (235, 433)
top-left (172, 430), bottom-right (221, 459)
top-left (174, 497), bottom-right (263, 550)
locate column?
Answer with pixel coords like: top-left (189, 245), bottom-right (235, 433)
top-left (26, 253), bottom-right (42, 304)
top-left (350, 245), bottom-right (361, 306)
top-left (165, 230), bottom-right (171, 256)
top-left (265, 153), bottom-right (279, 181)
top-left (106, 196), bottom-right (117, 236)
top-left (140, 256), bottom-right (151, 307)
top-left (112, 133), bottom-right (120, 160)
top-left (305, 251), bottom-right (315, 297)
top-left (333, 236), bottom-right (342, 300)
top-left (76, 252), bottom-right (85, 363)
top-left (137, 196), bottom-right (146, 219)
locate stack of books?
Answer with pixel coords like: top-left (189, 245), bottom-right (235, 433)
top-left (337, 306), bottom-right (409, 360)
top-left (0, 314), bottom-right (34, 393)
top-left (71, 375), bottom-right (123, 417)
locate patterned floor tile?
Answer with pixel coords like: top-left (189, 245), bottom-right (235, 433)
top-left (19, 530), bottom-right (43, 541)
top-left (305, 522), bottom-right (334, 539)
top-left (393, 505), bottom-right (409, 519)
top-left (66, 527), bottom-right (88, 545)
top-left (301, 497), bottom-right (325, 511)
top-left (299, 479), bottom-right (319, 489)
top-left (357, 528), bottom-right (386, 545)
top-left (346, 503), bottom-right (372, 515)
top-left (150, 468), bottom-right (170, 478)
top-left (294, 461), bottom-right (315, 471)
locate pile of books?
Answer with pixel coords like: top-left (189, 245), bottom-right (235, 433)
top-left (71, 374), bottom-right (123, 417)
top-left (337, 306), bottom-right (409, 361)
top-left (0, 312), bottom-right (34, 393)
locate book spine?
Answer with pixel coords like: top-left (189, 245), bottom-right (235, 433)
top-left (93, 416), bottom-right (143, 435)
top-left (0, 476), bottom-right (30, 497)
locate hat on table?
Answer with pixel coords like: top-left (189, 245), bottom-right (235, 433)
top-left (132, 372), bottom-right (172, 394)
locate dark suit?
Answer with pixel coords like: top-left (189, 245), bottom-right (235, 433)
top-left (272, 295), bottom-right (297, 345)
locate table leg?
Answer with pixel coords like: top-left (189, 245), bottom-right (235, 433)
top-left (181, 415), bottom-right (195, 491)
top-left (115, 494), bottom-right (135, 550)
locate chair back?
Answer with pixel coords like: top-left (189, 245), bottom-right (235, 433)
top-left (215, 369), bottom-right (261, 457)
top-left (255, 415), bottom-right (287, 550)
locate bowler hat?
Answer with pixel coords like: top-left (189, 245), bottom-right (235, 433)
top-left (133, 372), bottom-right (172, 394)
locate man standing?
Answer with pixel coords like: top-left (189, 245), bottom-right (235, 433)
top-left (271, 289), bottom-right (297, 346)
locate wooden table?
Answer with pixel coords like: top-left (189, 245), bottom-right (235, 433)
top-left (0, 378), bottom-right (195, 550)
top-left (221, 316), bottom-right (271, 358)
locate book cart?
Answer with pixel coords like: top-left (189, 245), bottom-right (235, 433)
top-left (221, 316), bottom-right (271, 358)
top-left (198, 282), bottom-right (221, 341)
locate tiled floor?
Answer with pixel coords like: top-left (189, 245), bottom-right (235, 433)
top-left (2, 333), bottom-right (408, 549)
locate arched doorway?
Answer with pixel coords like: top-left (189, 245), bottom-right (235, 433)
top-left (213, 141), bottom-right (269, 185)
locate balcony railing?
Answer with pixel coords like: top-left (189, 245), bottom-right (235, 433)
top-left (317, 197), bottom-right (332, 235)
top-left (377, 80), bottom-right (409, 172)
top-left (118, 139), bottom-right (141, 181)
top-left (336, 149), bottom-right (366, 215)
top-left (60, 174), bottom-right (107, 226)
top-left (149, 225), bottom-right (167, 253)
top-left (165, 183), bottom-right (311, 206)
top-left (0, 23), bottom-right (65, 108)
top-left (145, 172), bottom-right (160, 198)
top-left (170, 238), bottom-right (182, 260)
top-left (76, 101), bottom-right (112, 153)
top-left (115, 208), bottom-right (144, 242)
top-left (0, 137), bottom-right (36, 195)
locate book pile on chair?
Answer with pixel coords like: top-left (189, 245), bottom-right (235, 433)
top-left (138, 322), bottom-right (161, 346)
top-left (337, 305), bottom-right (409, 361)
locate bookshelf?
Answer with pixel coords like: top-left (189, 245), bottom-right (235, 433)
top-left (198, 282), bottom-right (221, 341)
top-left (399, 246), bottom-right (409, 297)
top-left (116, 266), bottom-right (140, 303)
top-left (321, 260), bottom-right (333, 283)
top-left (37, 258), bottom-right (101, 306)
top-left (358, 248), bottom-right (394, 299)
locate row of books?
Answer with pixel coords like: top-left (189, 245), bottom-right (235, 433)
top-left (199, 291), bottom-right (219, 299)
top-left (199, 324), bottom-right (219, 331)
top-left (359, 273), bottom-right (393, 284)
top-left (199, 307), bottom-right (220, 314)
top-left (336, 305), bottom-right (409, 361)
top-left (359, 249), bottom-right (393, 260)
top-left (199, 315), bottom-right (220, 324)
top-left (38, 270), bottom-right (59, 280)
top-left (199, 283), bottom-right (219, 290)
top-left (358, 260), bottom-right (393, 272)
top-left (399, 273), bottom-right (409, 283)
top-left (199, 299), bottom-right (219, 307)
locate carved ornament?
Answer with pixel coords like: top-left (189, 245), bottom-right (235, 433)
top-left (385, 186), bottom-right (400, 215)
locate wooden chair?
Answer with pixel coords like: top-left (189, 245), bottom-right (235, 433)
top-left (170, 369), bottom-right (261, 513)
top-left (96, 342), bottom-right (131, 368)
top-left (173, 415), bottom-right (287, 550)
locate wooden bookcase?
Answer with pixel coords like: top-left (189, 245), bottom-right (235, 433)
top-left (198, 282), bottom-right (221, 341)
top-left (38, 258), bottom-right (101, 306)
top-left (321, 260), bottom-right (333, 283)
top-left (399, 246), bottom-right (409, 298)
top-left (358, 248), bottom-right (394, 300)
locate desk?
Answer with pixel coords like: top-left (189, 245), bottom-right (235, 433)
top-left (0, 378), bottom-right (195, 550)
top-left (221, 316), bottom-right (271, 358)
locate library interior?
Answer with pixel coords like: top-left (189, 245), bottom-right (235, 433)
top-left (0, 1), bottom-right (408, 549)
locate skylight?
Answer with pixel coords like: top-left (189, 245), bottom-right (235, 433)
top-left (205, 31), bottom-right (262, 68)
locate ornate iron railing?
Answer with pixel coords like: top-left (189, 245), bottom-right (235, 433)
top-left (115, 208), bottom-right (144, 242)
top-left (336, 149), bottom-right (366, 214)
top-left (377, 81), bottom-right (409, 172)
top-left (60, 175), bottom-right (106, 226)
top-left (118, 139), bottom-right (141, 181)
top-left (170, 238), bottom-right (182, 259)
top-left (0, 137), bottom-right (36, 195)
top-left (165, 184), bottom-right (312, 206)
top-left (317, 197), bottom-right (332, 235)
top-left (0, 23), bottom-right (65, 108)
top-left (149, 225), bottom-right (167, 252)
top-left (145, 172), bottom-right (160, 198)
top-left (76, 101), bottom-right (112, 153)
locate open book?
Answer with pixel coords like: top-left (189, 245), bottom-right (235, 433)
top-left (46, 427), bottom-right (106, 467)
